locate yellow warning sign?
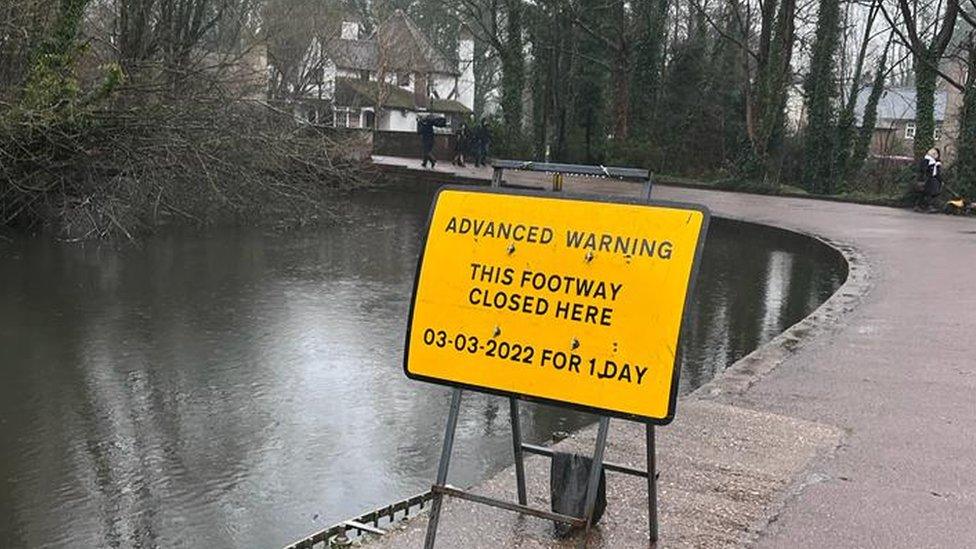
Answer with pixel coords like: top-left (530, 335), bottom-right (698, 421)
top-left (404, 188), bottom-right (709, 423)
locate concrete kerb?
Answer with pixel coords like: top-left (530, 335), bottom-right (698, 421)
top-left (674, 220), bottom-right (870, 548)
top-left (691, 219), bottom-right (872, 402)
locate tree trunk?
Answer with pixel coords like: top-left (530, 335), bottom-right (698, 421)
top-left (748, 0), bottom-right (795, 177)
top-left (954, 43), bottom-right (976, 197)
top-left (801, 0), bottom-right (842, 194)
top-left (835, 1), bottom-right (879, 186)
top-left (630, 0), bottom-right (669, 138)
top-left (610, 0), bottom-right (629, 139)
top-left (500, 0), bottom-right (524, 140)
top-left (895, 0), bottom-right (959, 160)
top-left (848, 46), bottom-right (888, 181)
top-left (913, 56), bottom-right (938, 159)
top-left (611, 42), bottom-right (630, 140)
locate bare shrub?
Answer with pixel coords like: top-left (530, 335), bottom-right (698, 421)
top-left (1, 100), bottom-right (376, 240)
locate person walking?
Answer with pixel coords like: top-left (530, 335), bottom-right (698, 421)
top-left (453, 122), bottom-right (469, 167)
top-left (418, 117), bottom-right (437, 169)
top-left (915, 147), bottom-right (943, 212)
top-left (473, 118), bottom-right (491, 167)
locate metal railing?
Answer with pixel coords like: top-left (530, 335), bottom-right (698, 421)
top-left (490, 159), bottom-right (651, 191)
top-left (283, 491), bottom-right (434, 549)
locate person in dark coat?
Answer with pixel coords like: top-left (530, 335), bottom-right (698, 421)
top-left (915, 147), bottom-right (943, 212)
top-left (418, 117), bottom-right (437, 169)
top-left (453, 122), bottom-right (469, 167)
top-left (472, 118), bottom-right (491, 167)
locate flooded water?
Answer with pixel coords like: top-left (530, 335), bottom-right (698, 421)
top-left (0, 189), bottom-right (845, 548)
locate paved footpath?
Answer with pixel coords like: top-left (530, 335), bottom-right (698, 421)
top-left (366, 157), bottom-right (976, 548)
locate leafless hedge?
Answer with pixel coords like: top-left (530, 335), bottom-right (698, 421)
top-left (0, 100), bottom-right (376, 240)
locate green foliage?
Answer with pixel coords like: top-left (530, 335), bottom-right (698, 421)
top-left (20, 0), bottom-right (90, 111)
top-left (801, 0), bottom-right (841, 194)
top-left (953, 46), bottom-right (976, 199)
top-left (499, 0), bottom-right (525, 145)
top-left (629, 0), bottom-right (669, 139)
top-left (913, 58), bottom-right (939, 159)
top-left (832, 107), bottom-right (855, 194)
top-left (749, 0), bottom-right (796, 176)
top-left (483, 116), bottom-right (531, 160)
top-left (658, 21), bottom-right (710, 165)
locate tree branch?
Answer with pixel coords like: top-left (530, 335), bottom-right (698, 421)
top-left (690, 0), bottom-right (761, 62)
top-left (880, 1), bottom-right (965, 90)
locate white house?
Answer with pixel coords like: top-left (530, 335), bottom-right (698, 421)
top-left (302, 10), bottom-right (475, 131)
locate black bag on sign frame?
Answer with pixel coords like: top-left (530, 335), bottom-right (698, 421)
top-left (550, 451), bottom-right (607, 537)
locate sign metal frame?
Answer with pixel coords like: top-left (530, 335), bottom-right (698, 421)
top-left (403, 185), bottom-right (710, 425)
top-left (410, 171), bottom-right (709, 549)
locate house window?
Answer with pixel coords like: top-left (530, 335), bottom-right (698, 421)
top-left (397, 72), bottom-right (411, 87)
top-left (905, 122), bottom-right (916, 140)
top-left (934, 124), bottom-right (943, 140)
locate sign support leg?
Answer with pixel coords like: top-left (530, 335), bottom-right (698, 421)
top-left (424, 388), bottom-right (463, 549)
top-left (647, 424), bottom-right (658, 545)
top-left (509, 397), bottom-right (528, 505)
top-left (577, 417), bottom-right (611, 549)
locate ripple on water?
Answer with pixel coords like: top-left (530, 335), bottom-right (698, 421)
top-left (0, 192), bottom-right (845, 548)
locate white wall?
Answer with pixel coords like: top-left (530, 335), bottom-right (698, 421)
top-left (336, 68), bottom-right (361, 79)
top-left (458, 38), bottom-right (475, 112)
top-left (431, 73), bottom-right (456, 101)
top-left (314, 60), bottom-right (336, 99)
top-left (384, 109), bottom-right (417, 132)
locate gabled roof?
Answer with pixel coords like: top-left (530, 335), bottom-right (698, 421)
top-left (334, 77), bottom-right (472, 114)
top-left (325, 10), bottom-right (458, 75)
top-left (335, 77), bottom-right (415, 109)
top-left (854, 86), bottom-right (948, 125)
top-left (326, 39), bottom-right (377, 72)
top-left (430, 98), bottom-right (471, 114)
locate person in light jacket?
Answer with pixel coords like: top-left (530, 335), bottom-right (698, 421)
top-left (915, 147), bottom-right (943, 212)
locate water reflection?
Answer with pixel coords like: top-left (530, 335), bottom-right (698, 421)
top-left (0, 190), bottom-right (845, 548)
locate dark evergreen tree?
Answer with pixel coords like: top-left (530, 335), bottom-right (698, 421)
top-left (954, 39), bottom-right (976, 197)
top-left (500, 0), bottom-right (525, 141)
top-left (742, 0), bottom-right (796, 183)
top-left (801, 0), bottom-right (842, 194)
top-left (658, 17), bottom-right (710, 167)
top-left (630, 0), bottom-right (669, 139)
top-left (568, 0), bottom-right (609, 163)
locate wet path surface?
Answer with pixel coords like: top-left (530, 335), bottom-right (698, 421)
top-left (0, 189), bottom-right (843, 548)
